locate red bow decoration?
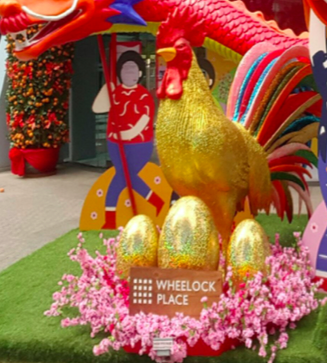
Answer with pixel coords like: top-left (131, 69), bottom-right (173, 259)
top-left (9, 148), bottom-right (25, 176)
top-left (9, 147), bottom-right (60, 177)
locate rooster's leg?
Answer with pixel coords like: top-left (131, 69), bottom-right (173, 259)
top-left (207, 192), bottom-right (238, 262)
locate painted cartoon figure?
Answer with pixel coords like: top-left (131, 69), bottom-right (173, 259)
top-left (197, 57), bottom-right (215, 90)
top-left (310, 51), bottom-right (327, 275)
top-left (301, 5), bottom-right (327, 284)
top-left (103, 50), bottom-right (164, 229)
top-left (312, 51), bottom-right (327, 164)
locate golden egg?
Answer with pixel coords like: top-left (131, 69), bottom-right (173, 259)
top-left (116, 215), bottom-right (158, 279)
top-left (227, 219), bottom-right (271, 286)
top-left (158, 196), bottom-right (219, 270)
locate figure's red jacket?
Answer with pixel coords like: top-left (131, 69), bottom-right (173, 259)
top-left (107, 84), bottom-right (155, 144)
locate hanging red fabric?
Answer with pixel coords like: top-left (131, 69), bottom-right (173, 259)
top-left (9, 147), bottom-right (60, 176)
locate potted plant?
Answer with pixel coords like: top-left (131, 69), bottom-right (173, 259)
top-left (5, 27), bottom-right (74, 177)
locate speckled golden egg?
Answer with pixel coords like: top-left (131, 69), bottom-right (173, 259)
top-left (116, 215), bottom-right (158, 279)
top-left (227, 219), bottom-right (271, 285)
top-left (158, 196), bottom-right (219, 270)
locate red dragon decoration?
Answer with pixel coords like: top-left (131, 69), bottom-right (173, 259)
top-left (0, 0), bottom-right (309, 61)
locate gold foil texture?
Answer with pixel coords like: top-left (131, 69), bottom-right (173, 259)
top-left (116, 215), bottom-right (158, 279)
top-left (227, 219), bottom-right (271, 286)
top-left (158, 196), bottom-right (219, 270)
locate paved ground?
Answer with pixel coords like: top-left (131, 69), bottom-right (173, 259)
top-left (0, 164), bottom-right (324, 272)
top-left (0, 164), bottom-right (100, 272)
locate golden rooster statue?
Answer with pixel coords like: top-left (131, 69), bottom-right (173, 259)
top-left (155, 9), bottom-right (319, 257)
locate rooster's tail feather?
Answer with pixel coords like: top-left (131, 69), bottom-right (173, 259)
top-left (228, 43), bottom-right (320, 221)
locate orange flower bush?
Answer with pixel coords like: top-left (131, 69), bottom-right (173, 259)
top-left (6, 28), bottom-right (74, 149)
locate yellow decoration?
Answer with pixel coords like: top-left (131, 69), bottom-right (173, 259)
top-left (158, 196), bottom-right (219, 270)
top-left (234, 198), bottom-right (254, 226)
top-left (311, 137), bottom-right (318, 157)
top-left (204, 37), bottom-right (242, 64)
top-left (156, 53), bottom-right (272, 257)
top-left (206, 49), bottom-right (238, 91)
top-left (227, 219), bottom-right (271, 286)
top-left (79, 162), bottom-right (172, 230)
top-left (116, 215), bottom-right (158, 279)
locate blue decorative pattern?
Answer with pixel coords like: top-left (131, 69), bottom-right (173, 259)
top-left (108, 0), bottom-right (147, 26)
top-left (233, 53), bottom-right (266, 122)
top-left (281, 115), bottom-right (320, 137)
top-left (240, 58), bottom-right (277, 126)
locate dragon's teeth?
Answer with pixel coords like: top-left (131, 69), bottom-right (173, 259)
top-left (14, 36), bottom-right (30, 51)
top-left (11, 30), bottom-right (27, 39)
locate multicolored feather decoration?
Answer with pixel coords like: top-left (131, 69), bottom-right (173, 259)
top-left (228, 43), bottom-right (320, 221)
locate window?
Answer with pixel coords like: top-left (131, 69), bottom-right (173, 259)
top-left (243, 0), bottom-right (307, 35)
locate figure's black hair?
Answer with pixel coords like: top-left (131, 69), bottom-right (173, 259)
top-left (197, 57), bottom-right (215, 89)
top-left (116, 50), bottom-right (146, 84)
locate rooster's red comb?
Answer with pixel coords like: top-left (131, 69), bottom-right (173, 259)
top-left (157, 6), bottom-right (208, 48)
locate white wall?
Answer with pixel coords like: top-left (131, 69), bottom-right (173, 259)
top-left (0, 36), bottom-right (9, 170)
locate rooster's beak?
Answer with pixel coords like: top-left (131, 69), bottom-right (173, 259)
top-left (156, 47), bottom-right (177, 62)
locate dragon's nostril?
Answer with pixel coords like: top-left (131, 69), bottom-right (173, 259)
top-left (0, 0), bottom-right (22, 18)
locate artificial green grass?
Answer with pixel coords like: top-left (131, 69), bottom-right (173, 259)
top-left (0, 215), bottom-right (326, 363)
top-left (256, 214), bottom-right (309, 246)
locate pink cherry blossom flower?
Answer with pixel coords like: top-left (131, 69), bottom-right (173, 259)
top-left (44, 231), bottom-right (326, 363)
top-left (96, 189), bottom-right (104, 197)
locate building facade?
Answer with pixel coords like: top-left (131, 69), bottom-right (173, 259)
top-left (0, 35), bottom-right (10, 171)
